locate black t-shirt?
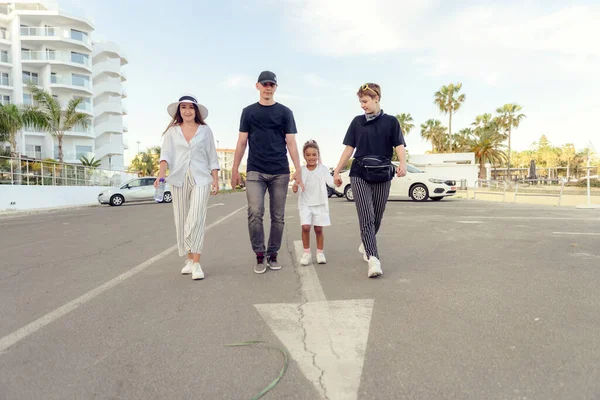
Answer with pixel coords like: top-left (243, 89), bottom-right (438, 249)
top-left (239, 102), bottom-right (297, 174)
top-left (342, 112), bottom-right (406, 178)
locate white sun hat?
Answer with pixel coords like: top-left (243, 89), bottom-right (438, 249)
top-left (167, 94), bottom-right (208, 120)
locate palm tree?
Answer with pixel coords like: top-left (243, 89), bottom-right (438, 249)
top-left (471, 113), bottom-right (494, 130)
top-left (0, 103), bottom-right (48, 158)
top-left (420, 119), bottom-right (446, 154)
top-left (453, 128), bottom-right (473, 152)
top-left (467, 128), bottom-right (507, 179)
top-left (128, 146), bottom-right (161, 176)
top-left (79, 155), bottom-right (102, 168)
top-left (0, 103), bottom-right (48, 183)
top-left (395, 113), bottom-right (414, 136)
top-left (434, 83), bottom-right (466, 152)
top-left (28, 84), bottom-right (90, 163)
top-left (496, 104), bottom-right (526, 180)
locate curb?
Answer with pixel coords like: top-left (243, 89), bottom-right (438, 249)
top-left (0, 204), bottom-right (100, 219)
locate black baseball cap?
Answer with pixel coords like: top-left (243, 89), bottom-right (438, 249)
top-left (257, 70), bottom-right (277, 85)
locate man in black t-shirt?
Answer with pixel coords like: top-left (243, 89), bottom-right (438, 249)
top-left (231, 70), bottom-right (303, 275)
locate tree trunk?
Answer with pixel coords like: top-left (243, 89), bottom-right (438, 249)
top-left (479, 159), bottom-right (485, 179)
top-left (566, 162), bottom-right (570, 182)
top-left (10, 131), bottom-right (22, 185)
top-left (58, 133), bottom-right (64, 163)
top-left (506, 126), bottom-right (512, 181)
top-left (448, 110), bottom-right (453, 153)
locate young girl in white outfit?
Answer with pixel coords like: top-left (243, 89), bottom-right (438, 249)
top-left (292, 140), bottom-right (335, 266)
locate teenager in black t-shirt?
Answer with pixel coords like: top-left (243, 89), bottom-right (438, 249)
top-left (231, 71), bottom-right (303, 274)
top-left (333, 83), bottom-right (407, 278)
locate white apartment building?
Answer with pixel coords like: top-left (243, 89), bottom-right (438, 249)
top-left (0, 1), bottom-right (127, 171)
top-left (92, 41), bottom-right (127, 171)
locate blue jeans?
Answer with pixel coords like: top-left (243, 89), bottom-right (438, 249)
top-left (245, 171), bottom-right (289, 255)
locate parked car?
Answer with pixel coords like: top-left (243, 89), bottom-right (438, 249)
top-left (327, 169), bottom-right (345, 198)
top-left (340, 162), bottom-right (457, 202)
top-left (98, 177), bottom-right (172, 206)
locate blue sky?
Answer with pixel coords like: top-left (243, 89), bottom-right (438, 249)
top-left (59, 0), bottom-right (599, 168)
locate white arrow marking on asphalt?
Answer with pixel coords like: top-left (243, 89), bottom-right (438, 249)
top-left (254, 241), bottom-right (374, 400)
top-left (207, 203), bottom-right (225, 209)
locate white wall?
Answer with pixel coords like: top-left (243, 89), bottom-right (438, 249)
top-left (0, 185), bottom-right (111, 211)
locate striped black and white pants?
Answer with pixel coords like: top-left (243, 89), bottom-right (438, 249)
top-left (350, 176), bottom-right (392, 259)
top-left (171, 169), bottom-right (211, 257)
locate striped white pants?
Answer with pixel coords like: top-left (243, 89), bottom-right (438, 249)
top-left (171, 169), bottom-right (211, 257)
top-left (351, 176), bottom-right (392, 259)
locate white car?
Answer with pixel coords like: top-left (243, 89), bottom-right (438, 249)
top-left (341, 162), bottom-right (457, 202)
top-left (98, 177), bottom-right (172, 206)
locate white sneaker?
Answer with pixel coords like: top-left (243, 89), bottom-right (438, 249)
top-left (181, 259), bottom-right (193, 274)
top-left (358, 243), bottom-right (369, 262)
top-left (367, 256), bottom-right (383, 278)
top-left (316, 252), bottom-right (327, 264)
top-left (300, 252), bottom-right (311, 266)
top-left (192, 263), bottom-right (204, 280)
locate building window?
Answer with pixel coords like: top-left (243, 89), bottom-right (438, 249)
top-left (22, 71), bottom-right (39, 85)
top-left (26, 144), bottom-right (42, 159)
top-left (72, 74), bottom-right (90, 88)
top-left (70, 52), bottom-right (89, 65)
top-left (0, 50), bottom-right (8, 63)
top-left (70, 29), bottom-right (88, 43)
top-left (75, 145), bottom-right (92, 160)
top-left (0, 72), bottom-right (9, 86)
top-left (75, 96), bottom-right (91, 111)
top-left (50, 72), bottom-right (57, 84)
top-left (23, 93), bottom-right (33, 105)
top-left (1, 95), bottom-right (10, 105)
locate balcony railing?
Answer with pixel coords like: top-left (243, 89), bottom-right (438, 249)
top-left (0, 155), bottom-right (138, 186)
top-left (20, 26), bottom-right (58, 37)
top-left (70, 31), bottom-right (92, 46)
top-left (69, 124), bottom-right (93, 134)
top-left (50, 75), bottom-right (92, 89)
top-left (76, 102), bottom-right (93, 112)
top-left (21, 51), bottom-right (91, 67)
top-left (22, 77), bottom-right (40, 86)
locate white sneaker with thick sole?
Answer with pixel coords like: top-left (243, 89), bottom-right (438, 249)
top-left (316, 252), bottom-right (327, 264)
top-left (358, 243), bottom-right (369, 262)
top-left (367, 256), bottom-right (383, 278)
top-left (300, 252), bottom-right (311, 266)
top-left (181, 259), bottom-right (193, 274)
top-left (192, 263), bottom-right (204, 280)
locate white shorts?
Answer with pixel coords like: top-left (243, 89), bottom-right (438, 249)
top-left (299, 204), bottom-right (331, 227)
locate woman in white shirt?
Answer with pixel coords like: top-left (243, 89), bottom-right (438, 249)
top-left (156, 94), bottom-right (220, 280)
top-left (292, 140), bottom-right (335, 266)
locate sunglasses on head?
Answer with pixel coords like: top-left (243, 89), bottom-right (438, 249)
top-left (361, 84), bottom-right (379, 96)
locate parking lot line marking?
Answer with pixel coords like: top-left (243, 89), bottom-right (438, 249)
top-left (0, 205), bottom-right (246, 355)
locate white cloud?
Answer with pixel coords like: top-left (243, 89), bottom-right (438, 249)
top-left (276, 1), bottom-right (600, 85)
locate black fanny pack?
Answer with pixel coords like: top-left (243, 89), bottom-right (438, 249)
top-left (356, 156), bottom-right (395, 183)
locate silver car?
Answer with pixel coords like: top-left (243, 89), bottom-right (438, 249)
top-left (98, 177), bottom-right (173, 206)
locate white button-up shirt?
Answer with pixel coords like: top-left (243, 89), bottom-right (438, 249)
top-left (159, 124), bottom-right (220, 188)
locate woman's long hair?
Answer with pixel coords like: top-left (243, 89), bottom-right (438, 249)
top-left (162, 103), bottom-right (206, 135)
